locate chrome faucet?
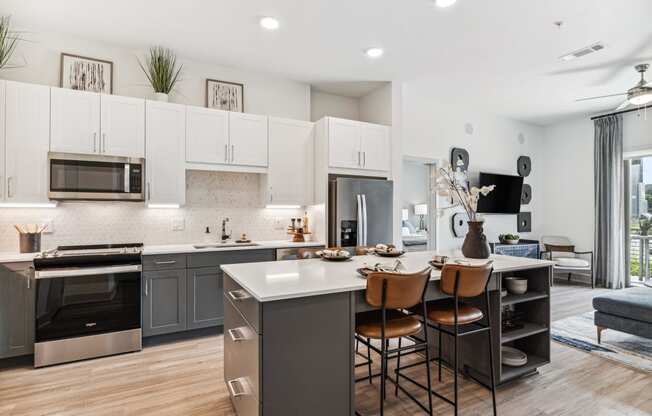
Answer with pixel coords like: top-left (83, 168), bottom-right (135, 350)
top-left (221, 218), bottom-right (231, 242)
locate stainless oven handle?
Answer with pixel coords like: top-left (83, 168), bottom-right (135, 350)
top-left (35, 264), bottom-right (142, 279)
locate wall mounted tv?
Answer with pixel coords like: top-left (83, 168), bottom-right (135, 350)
top-left (476, 172), bottom-right (523, 214)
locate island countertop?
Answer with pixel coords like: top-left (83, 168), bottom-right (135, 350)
top-left (221, 251), bottom-right (553, 302)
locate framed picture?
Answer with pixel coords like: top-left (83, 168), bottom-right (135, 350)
top-left (60, 53), bottom-right (113, 94)
top-left (206, 79), bottom-right (244, 112)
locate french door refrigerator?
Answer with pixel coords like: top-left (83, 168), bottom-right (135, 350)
top-left (328, 176), bottom-right (393, 249)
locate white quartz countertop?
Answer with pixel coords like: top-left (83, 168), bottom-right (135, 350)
top-left (221, 251), bottom-right (553, 302)
top-left (0, 240), bottom-right (324, 264)
top-left (142, 240), bottom-right (323, 255)
top-left (0, 252), bottom-right (39, 264)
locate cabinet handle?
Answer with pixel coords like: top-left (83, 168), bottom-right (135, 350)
top-left (27, 267), bottom-right (33, 289)
top-left (144, 280), bottom-right (148, 296)
top-left (154, 260), bottom-right (177, 265)
top-left (357, 151), bottom-right (361, 166)
top-left (7, 176), bottom-right (13, 198)
top-left (231, 145), bottom-right (235, 163)
top-left (102, 133), bottom-right (107, 153)
top-left (93, 133), bottom-right (97, 153)
top-left (227, 378), bottom-right (247, 398)
top-left (224, 144), bottom-right (229, 163)
top-left (363, 151), bottom-right (366, 167)
top-left (147, 182), bottom-right (151, 200)
top-left (228, 328), bottom-right (247, 342)
top-left (228, 289), bottom-right (251, 302)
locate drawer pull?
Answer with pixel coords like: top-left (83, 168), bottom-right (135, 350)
top-left (228, 289), bottom-right (251, 302)
top-left (154, 260), bottom-right (177, 265)
top-left (227, 378), bottom-right (248, 398)
top-left (228, 328), bottom-right (247, 342)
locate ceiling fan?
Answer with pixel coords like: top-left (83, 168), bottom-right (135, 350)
top-left (576, 64), bottom-right (652, 111)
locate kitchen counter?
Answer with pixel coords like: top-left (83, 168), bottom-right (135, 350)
top-left (221, 251), bottom-right (553, 302)
top-left (0, 252), bottom-right (39, 264)
top-left (143, 240), bottom-right (323, 255)
top-left (221, 251), bottom-right (554, 415)
top-left (0, 240), bottom-right (324, 264)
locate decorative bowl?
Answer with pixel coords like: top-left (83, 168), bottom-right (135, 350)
top-left (504, 277), bottom-right (528, 295)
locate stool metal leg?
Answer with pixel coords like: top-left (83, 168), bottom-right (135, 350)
top-left (380, 336), bottom-right (386, 416)
top-left (454, 301), bottom-right (459, 416)
top-left (422, 303), bottom-right (434, 415)
top-left (485, 290), bottom-right (498, 416)
top-left (367, 337), bottom-right (373, 384)
top-left (395, 337), bottom-right (402, 396)
top-left (438, 324), bottom-right (442, 382)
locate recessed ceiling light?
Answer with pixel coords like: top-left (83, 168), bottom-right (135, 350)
top-left (434, 0), bottom-right (457, 8)
top-left (260, 17), bottom-right (280, 30)
top-left (365, 47), bottom-right (384, 58)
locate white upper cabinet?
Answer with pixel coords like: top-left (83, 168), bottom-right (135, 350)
top-left (100, 94), bottom-right (145, 158)
top-left (266, 117), bottom-right (314, 206)
top-left (360, 123), bottom-right (390, 171)
top-left (145, 101), bottom-right (186, 206)
top-left (186, 106), bottom-right (229, 164)
top-left (326, 117), bottom-right (390, 172)
top-left (228, 112), bottom-right (268, 167)
top-left (328, 118), bottom-right (362, 169)
top-left (4, 81), bottom-right (51, 203)
top-left (50, 87), bottom-right (100, 154)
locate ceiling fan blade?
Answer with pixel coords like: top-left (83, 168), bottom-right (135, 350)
top-left (575, 92), bottom-right (627, 102)
top-left (615, 100), bottom-right (630, 111)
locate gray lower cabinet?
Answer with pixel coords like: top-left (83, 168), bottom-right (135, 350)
top-left (0, 262), bottom-right (35, 359)
top-left (142, 249), bottom-right (276, 338)
top-left (187, 267), bottom-right (224, 330)
top-left (142, 269), bottom-right (187, 337)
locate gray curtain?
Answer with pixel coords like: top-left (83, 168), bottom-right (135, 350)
top-left (594, 115), bottom-right (626, 289)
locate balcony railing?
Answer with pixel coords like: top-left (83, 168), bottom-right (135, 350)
top-left (630, 235), bottom-right (652, 285)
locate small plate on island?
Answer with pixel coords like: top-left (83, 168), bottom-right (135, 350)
top-left (316, 249), bottom-right (352, 262)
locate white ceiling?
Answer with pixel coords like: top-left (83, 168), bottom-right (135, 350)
top-left (2, 0), bottom-right (652, 125)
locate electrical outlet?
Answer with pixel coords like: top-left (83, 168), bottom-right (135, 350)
top-left (42, 220), bottom-right (54, 234)
top-left (273, 217), bottom-right (284, 231)
top-left (172, 217), bottom-right (185, 231)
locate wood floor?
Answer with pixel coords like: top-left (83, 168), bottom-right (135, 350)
top-left (1, 282), bottom-right (650, 416)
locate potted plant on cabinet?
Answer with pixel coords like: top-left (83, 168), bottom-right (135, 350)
top-left (435, 162), bottom-right (495, 259)
top-left (138, 46), bottom-right (182, 102)
top-left (0, 16), bottom-right (21, 71)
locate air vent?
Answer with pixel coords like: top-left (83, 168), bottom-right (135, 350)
top-left (559, 42), bottom-right (605, 62)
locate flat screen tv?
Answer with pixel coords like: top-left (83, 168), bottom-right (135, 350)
top-left (476, 172), bottom-right (523, 214)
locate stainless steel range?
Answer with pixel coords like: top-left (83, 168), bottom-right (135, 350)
top-left (33, 243), bottom-right (143, 367)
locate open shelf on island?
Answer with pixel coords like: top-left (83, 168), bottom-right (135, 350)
top-left (502, 291), bottom-right (548, 306)
top-left (501, 322), bottom-right (548, 344)
top-left (501, 353), bottom-right (549, 382)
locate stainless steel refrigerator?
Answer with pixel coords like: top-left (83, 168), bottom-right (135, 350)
top-left (328, 176), bottom-right (394, 248)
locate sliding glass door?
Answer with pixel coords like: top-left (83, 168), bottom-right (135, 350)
top-left (627, 157), bottom-right (652, 286)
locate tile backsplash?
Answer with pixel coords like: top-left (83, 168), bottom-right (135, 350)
top-left (0, 171), bottom-right (313, 252)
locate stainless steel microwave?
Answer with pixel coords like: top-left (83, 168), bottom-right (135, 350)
top-left (48, 152), bottom-right (145, 201)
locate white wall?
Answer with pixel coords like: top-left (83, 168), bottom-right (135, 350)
top-left (359, 83), bottom-right (392, 125)
top-left (310, 89), bottom-right (360, 122)
top-left (401, 81), bottom-right (545, 252)
top-left (2, 31), bottom-right (311, 120)
top-left (541, 111), bottom-right (652, 252)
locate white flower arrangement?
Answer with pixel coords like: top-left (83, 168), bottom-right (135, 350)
top-left (434, 161), bottom-right (495, 222)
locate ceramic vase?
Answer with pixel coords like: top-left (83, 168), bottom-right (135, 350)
top-left (154, 92), bottom-right (169, 102)
top-left (462, 221), bottom-right (490, 259)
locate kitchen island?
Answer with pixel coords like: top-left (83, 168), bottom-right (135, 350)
top-left (221, 251), bottom-right (553, 416)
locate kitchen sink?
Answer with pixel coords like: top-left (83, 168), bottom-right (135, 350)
top-left (193, 242), bottom-right (260, 249)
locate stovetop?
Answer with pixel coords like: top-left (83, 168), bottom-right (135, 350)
top-left (34, 243), bottom-right (143, 269)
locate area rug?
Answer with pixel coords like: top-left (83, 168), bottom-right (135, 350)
top-left (551, 312), bottom-right (652, 373)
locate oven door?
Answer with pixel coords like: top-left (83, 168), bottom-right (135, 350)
top-left (35, 264), bottom-right (141, 343)
top-left (48, 152), bottom-right (144, 201)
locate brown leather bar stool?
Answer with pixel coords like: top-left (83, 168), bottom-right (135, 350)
top-left (355, 269), bottom-right (434, 415)
top-left (401, 262), bottom-right (497, 416)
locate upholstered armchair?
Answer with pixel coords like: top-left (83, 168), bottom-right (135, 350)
top-left (540, 236), bottom-right (594, 288)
